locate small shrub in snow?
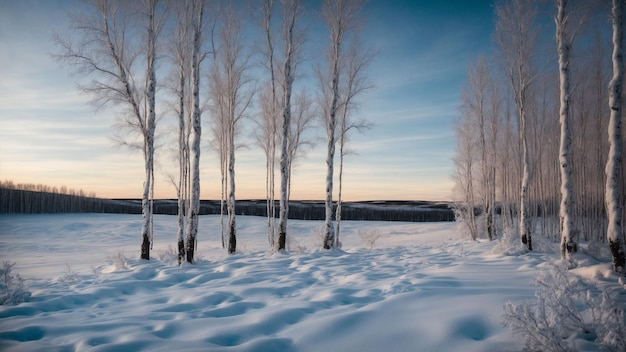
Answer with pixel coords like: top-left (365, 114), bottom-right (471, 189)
top-left (287, 235), bottom-right (307, 253)
top-left (492, 226), bottom-right (524, 256)
top-left (587, 290), bottom-right (626, 351)
top-left (0, 261), bottom-right (31, 305)
top-left (502, 263), bottom-right (626, 352)
top-left (357, 228), bottom-right (382, 249)
top-left (107, 251), bottom-right (128, 271)
top-left (313, 225), bottom-right (326, 248)
top-left (62, 262), bottom-right (80, 283)
top-left (156, 245), bottom-right (177, 265)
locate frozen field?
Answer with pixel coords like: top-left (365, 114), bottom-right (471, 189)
top-left (0, 214), bottom-right (623, 351)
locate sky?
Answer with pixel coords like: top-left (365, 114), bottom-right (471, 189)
top-left (0, 0), bottom-right (495, 201)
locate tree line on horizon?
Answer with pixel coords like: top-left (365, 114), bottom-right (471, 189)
top-left (452, 0), bottom-right (626, 273)
top-left (0, 180), bottom-right (133, 213)
top-left (54, 0), bottom-right (374, 263)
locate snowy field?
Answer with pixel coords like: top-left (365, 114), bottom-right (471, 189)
top-left (0, 214), bottom-right (623, 351)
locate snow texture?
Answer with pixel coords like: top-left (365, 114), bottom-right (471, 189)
top-left (0, 214), bottom-right (623, 351)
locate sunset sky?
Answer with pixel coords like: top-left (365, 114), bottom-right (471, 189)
top-left (0, 0), bottom-right (495, 201)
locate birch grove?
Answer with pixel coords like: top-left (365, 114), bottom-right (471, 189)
top-left (452, 0), bottom-right (625, 272)
top-left (55, 0), bottom-right (165, 260)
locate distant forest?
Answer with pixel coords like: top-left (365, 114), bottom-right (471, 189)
top-left (0, 181), bottom-right (453, 222)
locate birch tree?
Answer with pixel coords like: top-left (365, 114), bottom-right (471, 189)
top-left (320, 0), bottom-right (365, 250)
top-left (167, 0), bottom-right (192, 264)
top-left (258, 0), bottom-right (306, 251)
top-left (209, 1), bottom-right (254, 254)
top-left (184, 0), bottom-right (206, 264)
top-left (494, 0), bottom-right (538, 251)
top-left (253, 83), bottom-right (279, 248)
top-left (555, 0), bottom-right (580, 259)
top-left (606, 0), bottom-right (625, 273)
top-left (453, 111), bottom-right (479, 241)
top-left (461, 56), bottom-right (498, 241)
top-left (334, 36), bottom-right (374, 247)
top-left (54, 0), bottom-right (165, 260)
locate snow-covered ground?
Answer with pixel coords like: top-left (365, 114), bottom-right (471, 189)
top-left (0, 214), bottom-right (623, 351)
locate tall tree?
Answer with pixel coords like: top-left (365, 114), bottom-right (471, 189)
top-left (258, 0), bottom-right (309, 252)
top-left (254, 83), bottom-right (279, 248)
top-left (606, 0), bottom-right (625, 273)
top-left (461, 56), bottom-right (498, 241)
top-left (277, 0), bottom-right (305, 252)
top-left (185, 0), bottom-right (206, 263)
top-left (320, 0), bottom-right (364, 250)
top-left (555, 0), bottom-right (579, 259)
top-left (334, 36), bottom-right (373, 247)
top-left (167, 0), bottom-right (193, 264)
top-left (208, 1), bottom-right (254, 254)
top-left (494, 0), bottom-right (538, 251)
top-left (452, 110), bottom-right (479, 241)
top-left (54, 0), bottom-right (165, 260)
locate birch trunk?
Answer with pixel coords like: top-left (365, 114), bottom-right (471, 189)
top-left (277, 4), bottom-right (296, 252)
top-left (322, 3), bottom-right (342, 250)
top-left (335, 126), bottom-right (345, 248)
top-left (495, 0), bottom-right (537, 251)
top-left (176, 67), bottom-right (187, 265)
top-left (519, 109), bottom-right (532, 251)
top-left (141, 0), bottom-right (158, 260)
top-left (227, 133), bottom-right (237, 254)
top-left (606, 0), bottom-right (625, 273)
top-left (556, 0), bottom-right (578, 259)
top-left (185, 0), bottom-right (204, 263)
top-left (260, 0), bottom-right (278, 250)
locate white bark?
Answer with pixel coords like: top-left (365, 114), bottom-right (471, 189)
top-left (185, 0), bottom-right (204, 263)
top-left (321, 0), bottom-right (361, 249)
top-left (259, 0), bottom-right (278, 250)
top-left (170, 0), bottom-right (191, 264)
top-left (277, 0), bottom-right (302, 252)
top-left (555, 0), bottom-right (578, 260)
top-left (606, 0), bottom-right (625, 273)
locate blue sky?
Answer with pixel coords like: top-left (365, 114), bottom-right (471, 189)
top-left (0, 0), bottom-right (495, 201)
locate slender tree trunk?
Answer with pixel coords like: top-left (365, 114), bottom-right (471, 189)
top-left (141, 0), bottom-right (158, 260)
top-left (185, 0), bottom-right (204, 263)
top-left (276, 0), bottom-right (298, 252)
top-left (220, 152), bottom-right (226, 249)
top-left (335, 129), bottom-right (345, 248)
top-left (520, 108), bottom-right (532, 251)
top-left (556, 0), bottom-right (578, 259)
top-left (141, 150), bottom-right (152, 260)
top-left (606, 0), bottom-right (625, 273)
top-left (227, 133), bottom-right (237, 254)
top-left (278, 44), bottom-right (294, 252)
top-left (323, 36), bottom-right (341, 250)
top-left (176, 67), bottom-right (187, 265)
